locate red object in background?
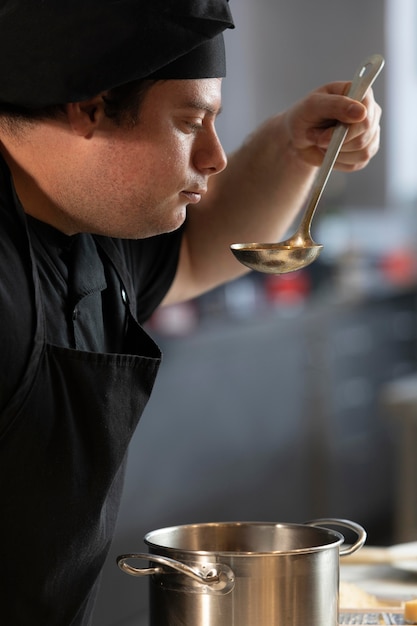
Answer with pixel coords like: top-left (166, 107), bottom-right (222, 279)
top-left (379, 249), bottom-right (417, 287)
top-left (264, 270), bottom-right (311, 306)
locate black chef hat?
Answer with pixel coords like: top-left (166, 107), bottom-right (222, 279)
top-left (0, 0), bottom-right (234, 107)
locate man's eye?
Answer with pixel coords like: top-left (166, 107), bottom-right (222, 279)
top-left (184, 119), bottom-right (203, 131)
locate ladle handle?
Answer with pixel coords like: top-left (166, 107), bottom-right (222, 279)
top-left (299, 54), bottom-right (385, 238)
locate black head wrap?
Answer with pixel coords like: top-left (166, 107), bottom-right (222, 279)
top-left (0, 0), bottom-right (234, 106)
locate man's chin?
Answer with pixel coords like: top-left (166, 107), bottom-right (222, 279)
top-left (165, 205), bottom-right (188, 232)
top-left (136, 209), bottom-right (187, 239)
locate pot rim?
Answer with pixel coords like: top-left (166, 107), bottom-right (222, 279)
top-left (144, 521), bottom-right (345, 557)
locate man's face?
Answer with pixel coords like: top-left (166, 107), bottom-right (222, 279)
top-left (48, 78), bottom-right (227, 238)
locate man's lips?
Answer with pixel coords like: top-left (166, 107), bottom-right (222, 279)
top-left (181, 189), bottom-right (206, 204)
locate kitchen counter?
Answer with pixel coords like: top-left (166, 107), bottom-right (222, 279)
top-left (340, 557), bottom-right (417, 624)
top-left (341, 563), bottom-right (417, 604)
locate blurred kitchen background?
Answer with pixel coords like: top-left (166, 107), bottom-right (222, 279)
top-left (93, 0), bottom-right (417, 624)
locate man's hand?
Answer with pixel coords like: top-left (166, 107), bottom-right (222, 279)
top-left (283, 81), bottom-right (382, 171)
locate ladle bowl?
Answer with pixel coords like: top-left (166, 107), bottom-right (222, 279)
top-left (230, 54), bottom-right (385, 274)
top-left (230, 242), bottom-right (322, 274)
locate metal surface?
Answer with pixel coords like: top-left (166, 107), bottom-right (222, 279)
top-left (118, 553), bottom-right (235, 593)
top-left (117, 518), bottom-right (366, 626)
top-left (230, 54), bottom-right (385, 274)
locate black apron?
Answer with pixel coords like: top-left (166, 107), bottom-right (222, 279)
top-left (0, 221), bottom-right (162, 624)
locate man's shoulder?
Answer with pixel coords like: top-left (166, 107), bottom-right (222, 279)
top-left (0, 157), bottom-right (36, 416)
top-left (0, 156), bottom-right (28, 239)
top-left (0, 159), bottom-right (33, 286)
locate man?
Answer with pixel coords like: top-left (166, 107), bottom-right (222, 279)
top-left (0, 1), bottom-right (381, 624)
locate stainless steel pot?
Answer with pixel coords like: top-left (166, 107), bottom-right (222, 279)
top-left (117, 518), bottom-right (366, 626)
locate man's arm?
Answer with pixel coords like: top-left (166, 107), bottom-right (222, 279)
top-left (163, 81), bottom-right (382, 304)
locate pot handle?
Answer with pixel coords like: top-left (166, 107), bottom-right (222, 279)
top-left (306, 518), bottom-right (367, 557)
top-left (117, 552), bottom-right (235, 590)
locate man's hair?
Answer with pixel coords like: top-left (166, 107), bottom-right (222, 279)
top-left (0, 78), bottom-right (156, 132)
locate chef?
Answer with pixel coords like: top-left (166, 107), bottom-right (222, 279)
top-left (0, 0), bottom-right (381, 624)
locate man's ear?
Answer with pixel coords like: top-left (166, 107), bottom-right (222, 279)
top-left (65, 93), bottom-right (107, 137)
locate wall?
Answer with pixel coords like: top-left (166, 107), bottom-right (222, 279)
top-left (217, 0), bottom-right (387, 207)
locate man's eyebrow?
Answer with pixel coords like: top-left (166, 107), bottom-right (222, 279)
top-left (181, 100), bottom-right (223, 116)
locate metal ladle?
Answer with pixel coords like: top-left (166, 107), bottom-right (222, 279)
top-left (230, 54), bottom-right (385, 274)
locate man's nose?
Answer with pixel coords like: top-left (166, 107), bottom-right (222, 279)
top-left (193, 128), bottom-right (228, 175)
